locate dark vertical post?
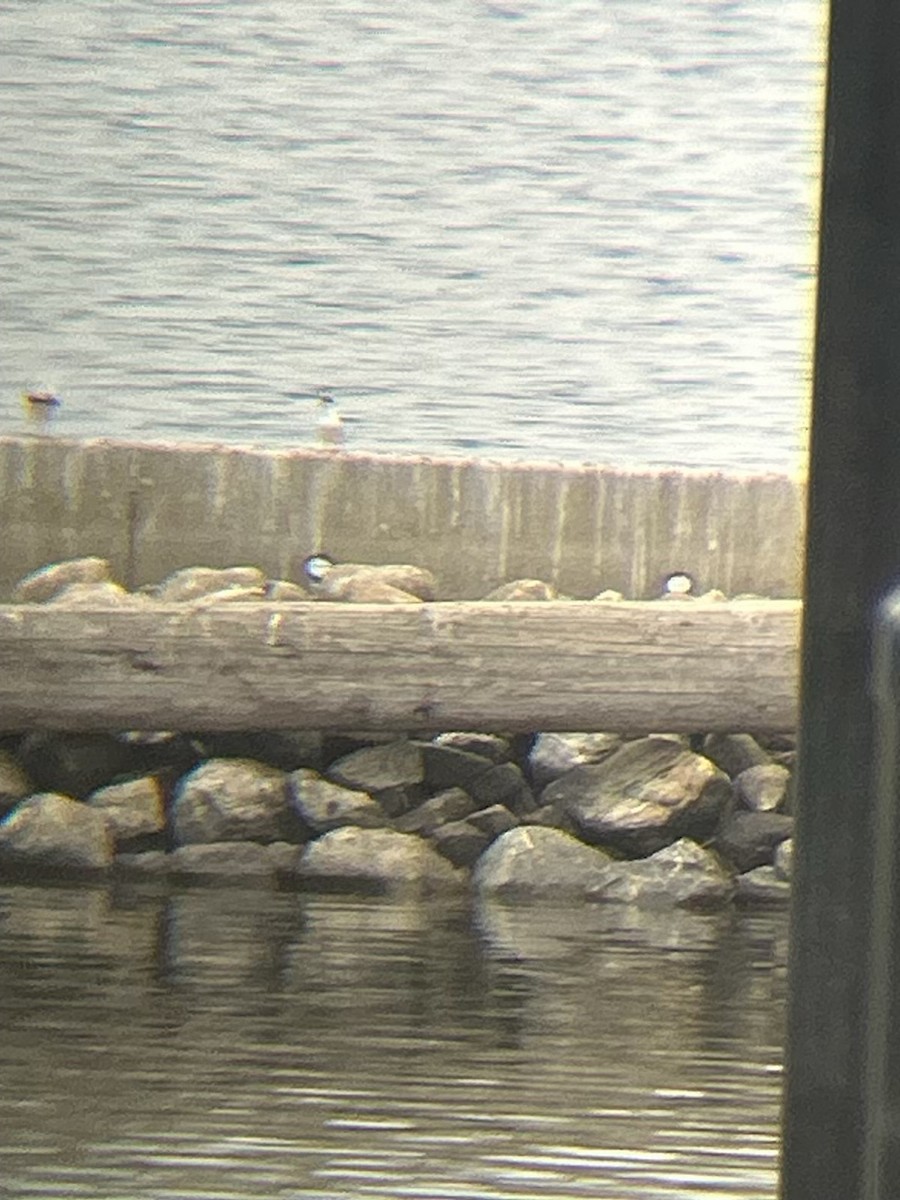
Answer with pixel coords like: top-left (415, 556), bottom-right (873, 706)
top-left (781, 4), bottom-right (900, 1200)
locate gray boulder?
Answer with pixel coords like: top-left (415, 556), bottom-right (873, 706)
top-left (591, 839), bottom-right (734, 910)
top-left (430, 804), bottom-right (518, 868)
top-left (394, 788), bottom-right (477, 835)
top-left (172, 758), bottom-right (295, 846)
top-left (473, 826), bottom-right (620, 899)
top-left (528, 732), bottom-right (624, 790)
top-left (288, 768), bottom-right (387, 832)
top-left (13, 556), bottom-right (111, 603)
top-left (295, 827), bottom-right (462, 894)
top-left (543, 736), bottom-right (731, 857)
top-left (327, 740), bottom-right (426, 816)
top-left (0, 793), bottom-right (113, 873)
top-left (467, 761), bottom-right (535, 814)
top-left (702, 733), bottom-right (771, 778)
top-left (86, 776), bottom-right (166, 845)
top-left (416, 741), bottom-right (494, 792)
top-left (713, 810), bottom-right (794, 872)
top-left (734, 763), bottom-right (790, 812)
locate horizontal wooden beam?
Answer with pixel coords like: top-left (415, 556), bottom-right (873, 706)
top-left (0, 600), bottom-right (801, 734)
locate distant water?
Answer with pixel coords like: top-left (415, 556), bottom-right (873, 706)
top-left (0, 885), bottom-right (788, 1200)
top-left (0, 0), bottom-right (824, 471)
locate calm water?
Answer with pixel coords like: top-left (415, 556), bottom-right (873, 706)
top-left (0, 884), bottom-right (788, 1200)
top-left (0, 0), bottom-right (824, 471)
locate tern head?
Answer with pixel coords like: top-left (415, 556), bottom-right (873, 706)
top-left (302, 553), bottom-right (336, 584)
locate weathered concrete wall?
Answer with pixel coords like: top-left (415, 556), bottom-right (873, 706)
top-left (0, 436), bottom-right (805, 600)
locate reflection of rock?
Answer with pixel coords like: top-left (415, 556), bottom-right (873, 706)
top-left (295, 826), bottom-right (463, 894)
top-left (543, 736), bottom-right (731, 857)
top-left (172, 758), bottom-right (296, 846)
top-left (0, 792), bottom-right (113, 873)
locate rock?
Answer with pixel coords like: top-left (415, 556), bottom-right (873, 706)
top-left (590, 839), bottom-right (734, 910)
top-left (172, 758), bottom-right (296, 846)
top-left (735, 865), bottom-right (791, 904)
top-left (194, 731), bottom-right (323, 771)
top-left (0, 751), bottom-right (33, 818)
top-left (430, 820), bottom-right (493, 867)
top-left (288, 768), bottom-right (387, 832)
top-left (701, 733), bottom-right (771, 778)
top-left (393, 788), bottom-right (477, 835)
top-left (12, 556), bottom-right (111, 603)
top-left (189, 586), bottom-right (267, 604)
top-left (47, 581), bottom-right (149, 607)
top-left (774, 837), bottom-right (794, 880)
top-left (467, 762), bottom-right (535, 814)
top-left (466, 804), bottom-right (519, 838)
top-left (294, 827), bottom-right (462, 894)
top-left (306, 561), bottom-right (437, 602)
top-left (543, 736), bottom-right (731, 857)
top-left (17, 732), bottom-right (136, 799)
top-left (592, 589), bottom-right (625, 602)
top-left (85, 776), bottom-right (166, 845)
top-left (327, 740), bottom-right (425, 816)
top-left (168, 841), bottom-right (300, 882)
top-left (482, 579), bottom-right (558, 601)
top-left (734, 763), bottom-right (791, 812)
top-left (152, 565), bottom-right (266, 602)
top-left (473, 826), bottom-right (620, 899)
top-left (528, 732), bottom-right (624, 790)
top-left (713, 810), bottom-right (794, 872)
top-left (416, 741), bottom-right (493, 792)
top-left (431, 732), bottom-right (511, 762)
top-left (0, 793), bottom-right (114, 873)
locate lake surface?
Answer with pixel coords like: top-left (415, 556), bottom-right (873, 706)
top-left (0, 0), bottom-right (824, 472)
top-left (0, 884), bottom-right (788, 1199)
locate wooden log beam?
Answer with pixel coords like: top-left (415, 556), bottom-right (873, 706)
top-left (0, 600), bottom-right (801, 734)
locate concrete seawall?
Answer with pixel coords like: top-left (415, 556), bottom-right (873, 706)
top-left (0, 436), bottom-right (805, 600)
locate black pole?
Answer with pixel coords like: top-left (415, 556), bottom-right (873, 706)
top-left (781, 5), bottom-right (900, 1200)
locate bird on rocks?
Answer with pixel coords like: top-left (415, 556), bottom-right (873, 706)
top-left (301, 552), bottom-right (436, 602)
top-left (315, 389), bottom-right (344, 447)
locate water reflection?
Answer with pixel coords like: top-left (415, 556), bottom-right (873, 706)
top-left (0, 883), bottom-right (785, 1198)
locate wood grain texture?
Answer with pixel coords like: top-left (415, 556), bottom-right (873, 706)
top-left (0, 600), bottom-right (801, 734)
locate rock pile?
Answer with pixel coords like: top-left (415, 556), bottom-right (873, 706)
top-left (0, 557), bottom-right (794, 905)
top-left (0, 725), bottom-right (794, 907)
